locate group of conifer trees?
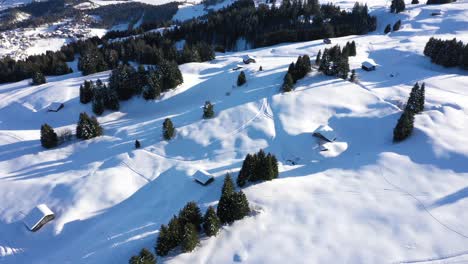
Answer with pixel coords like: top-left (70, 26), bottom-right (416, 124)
top-left (393, 82), bottom-right (425, 142)
top-left (153, 174), bottom-right (249, 258)
top-left (317, 41), bottom-right (356, 79)
top-left (384, 20), bottom-right (402, 34)
top-left (79, 63), bottom-right (183, 115)
top-left (237, 150), bottom-right (279, 187)
top-left (282, 55), bottom-right (312, 92)
top-left (424, 38), bottom-right (468, 69)
top-left (40, 112), bottom-right (102, 149)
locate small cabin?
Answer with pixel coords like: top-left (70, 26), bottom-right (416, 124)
top-left (361, 61), bottom-right (377, 71)
top-left (313, 125), bottom-right (337, 143)
top-left (47, 102), bottom-right (64, 112)
top-left (323, 38), bottom-right (332, 44)
top-left (23, 204), bottom-right (55, 232)
top-left (242, 55), bottom-right (256, 64)
top-left (192, 170), bottom-right (214, 186)
top-left (431, 11), bottom-right (441, 16)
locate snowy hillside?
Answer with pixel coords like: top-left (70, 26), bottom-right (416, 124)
top-left (1, 0), bottom-right (468, 263)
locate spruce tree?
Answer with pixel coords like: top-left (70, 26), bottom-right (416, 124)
top-left (417, 82), bottom-right (425, 113)
top-left (203, 101), bottom-right (214, 119)
top-left (181, 223), bottom-right (199, 253)
top-left (156, 225), bottom-right (170, 256)
top-left (129, 248), bottom-right (156, 264)
top-left (411, 0), bottom-right (419, 3)
top-left (178, 201), bottom-right (203, 231)
top-left (393, 20), bottom-right (402, 31)
top-left (167, 215), bottom-right (182, 249)
top-left (217, 174), bottom-right (235, 224)
top-left (336, 56), bottom-right (350, 79)
top-left (163, 118), bottom-right (175, 140)
top-left (32, 71), bottom-right (46, 85)
top-left (143, 70), bottom-right (161, 100)
top-left (282, 73), bottom-right (294, 92)
top-left (288, 62), bottom-right (297, 83)
top-left (384, 24), bottom-right (392, 34)
top-left (393, 109), bottom-right (414, 142)
top-left (135, 140), bottom-right (141, 149)
top-left (232, 191), bottom-right (250, 221)
top-left (103, 87), bottom-right (120, 111)
top-left (237, 71), bottom-right (246, 86)
top-left (237, 153), bottom-right (253, 187)
top-left (390, 0), bottom-right (405, 13)
top-left (315, 50), bottom-right (322, 65)
top-left (406, 82), bottom-right (420, 114)
top-left (76, 112), bottom-right (103, 140)
top-left (350, 69), bottom-right (357, 82)
top-left (259, 66), bottom-right (263, 71)
top-left (349, 41), bottom-right (357, 56)
top-left (80, 81), bottom-right (94, 104)
top-left (92, 92), bottom-right (104, 116)
top-left (203, 206), bottom-right (220, 237)
top-left (40, 123), bottom-right (58, 149)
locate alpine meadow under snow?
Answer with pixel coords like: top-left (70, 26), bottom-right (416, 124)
top-left (1, 0), bottom-right (468, 263)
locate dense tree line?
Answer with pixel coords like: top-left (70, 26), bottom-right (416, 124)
top-left (393, 82), bottom-right (425, 142)
top-left (317, 44), bottom-right (352, 79)
top-left (237, 149), bottom-right (279, 187)
top-left (423, 38), bottom-right (468, 69)
top-left (169, 0), bottom-right (376, 50)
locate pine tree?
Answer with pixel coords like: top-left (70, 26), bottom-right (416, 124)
top-left (350, 69), bottom-right (357, 82)
top-left (167, 215), bottom-right (182, 249)
top-left (135, 140), bottom-right (141, 149)
top-left (32, 71), bottom-right (46, 85)
top-left (406, 82), bottom-right (420, 114)
top-left (288, 62), bottom-right (297, 83)
top-left (390, 0), bottom-right (405, 13)
top-left (417, 82), bottom-right (425, 113)
top-left (103, 87), bottom-right (120, 111)
top-left (315, 50), bottom-right (322, 65)
top-left (237, 71), bottom-right (246, 86)
top-left (349, 41), bottom-right (357, 56)
top-left (76, 112), bottom-right (103, 140)
top-left (411, 0), bottom-right (419, 3)
top-left (259, 66), bottom-right (263, 71)
top-left (92, 90), bottom-right (104, 116)
top-left (143, 70), bottom-right (161, 100)
top-left (282, 73), bottom-right (294, 92)
top-left (40, 123), bottom-right (58, 149)
top-left (393, 109), bottom-right (414, 142)
top-left (232, 191), bottom-right (250, 221)
top-left (129, 248), bottom-right (156, 264)
top-left (237, 154), bottom-right (253, 187)
top-left (80, 81), bottom-right (94, 104)
top-left (155, 225), bottom-right (170, 256)
top-left (217, 174), bottom-right (235, 224)
top-left (203, 206), bottom-right (220, 237)
top-left (178, 201), bottom-right (203, 231)
top-left (336, 56), bottom-right (350, 79)
top-left (384, 24), bottom-right (392, 34)
top-left (393, 20), bottom-right (402, 31)
top-left (203, 101), bottom-right (214, 119)
top-left (163, 118), bottom-right (175, 140)
top-left (181, 223), bottom-right (199, 253)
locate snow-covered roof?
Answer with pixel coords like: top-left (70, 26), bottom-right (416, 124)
top-left (313, 125), bottom-right (337, 142)
top-left (242, 55), bottom-right (255, 61)
top-left (47, 102), bottom-right (64, 112)
top-left (23, 204), bottom-right (54, 231)
top-left (362, 61), bottom-right (377, 68)
top-left (192, 170), bottom-right (214, 185)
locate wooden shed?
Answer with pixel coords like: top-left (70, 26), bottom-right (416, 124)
top-left (192, 170), bottom-right (214, 186)
top-left (47, 102), bottom-right (64, 112)
top-left (242, 55), bottom-right (256, 64)
top-left (23, 204), bottom-right (55, 232)
top-left (361, 61), bottom-right (377, 71)
top-left (313, 125), bottom-right (337, 142)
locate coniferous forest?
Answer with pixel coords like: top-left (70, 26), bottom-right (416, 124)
top-left (424, 37), bottom-right (468, 69)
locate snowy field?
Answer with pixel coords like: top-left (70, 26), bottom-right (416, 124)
top-left (1, 0), bottom-right (468, 263)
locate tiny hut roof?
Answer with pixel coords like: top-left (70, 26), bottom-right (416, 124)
top-left (193, 170), bottom-right (214, 185)
top-left (23, 204), bottom-right (54, 231)
top-left (362, 61), bottom-right (377, 68)
top-left (47, 102), bottom-right (63, 111)
top-left (242, 55), bottom-right (255, 61)
top-left (313, 125), bottom-right (337, 142)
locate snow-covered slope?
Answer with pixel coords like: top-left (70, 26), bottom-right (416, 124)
top-left (1, 0), bottom-right (468, 263)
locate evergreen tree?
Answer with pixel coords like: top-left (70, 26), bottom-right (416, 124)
top-left (349, 41), bottom-right (357, 56)
top-left (384, 24), bottom-right (392, 34)
top-left (181, 223), bottom-right (199, 253)
top-left (143, 70), bottom-right (161, 100)
top-left (203, 206), bottom-right (220, 237)
top-left (393, 109), bottom-right (414, 142)
top-left (350, 69), bottom-right (357, 82)
top-left (203, 101), bottom-right (214, 119)
top-left (217, 174), bottom-right (235, 224)
top-left (76, 112), bottom-right (103, 140)
top-left (393, 20), bottom-right (402, 31)
top-left (129, 248), bottom-right (156, 264)
top-left (411, 0), bottom-right (419, 3)
top-left (259, 66), bottom-right (263, 71)
top-left (288, 62), bottom-right (297, 83)
top-left (155, 225), bottom-right (171, 256)
top-left (282, 73), bottom-right (294, 92)
top-left (237, 153), bottom-right (253, 187)
top-left (390, 0), bottom-right (405, 13)
top-left (32, 71), bottom-right (46, 85)
top-left (40, 123), bottom-right (58, 149)
top-left (237, 71), bottom-right (247, 86)
top-left (135, 140), bottom-right (141, 149)
top-left (167, 215), bottom-right (182, 249)
top-left (418, 82), bottom-right (425, 113)
top-left (406, 82), bottom-right (420, 114)
top-left (163, 118), bottom-right (176, 140)
top-left (103, 86), bottom-right (120, 111)
top-left (80, 81), bottom-right (94, 104)
top-left (92, 90), bottom-right (105, 116)
top-left (336, 56), bottom-right (350, 79)
top-left (232, 191), bottom-right (250, 221)
top-left (178, 201), bottom-right (203, 231)
top-left (315, 50), bottom-right (322, 65)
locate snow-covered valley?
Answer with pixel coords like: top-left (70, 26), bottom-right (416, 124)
top-left (0, 0), bottom-right (468, 263)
